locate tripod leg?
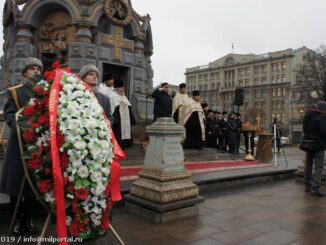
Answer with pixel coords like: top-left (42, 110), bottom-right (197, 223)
top-left (8, 176), bottom-right (26, 235)
top-left (279, 143), bottom-right (288, 167)
top-left (109, 224), bottom-right (125, 245)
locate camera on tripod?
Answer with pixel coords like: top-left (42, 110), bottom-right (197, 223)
top-left (272, 118), bottom-right (288, 168)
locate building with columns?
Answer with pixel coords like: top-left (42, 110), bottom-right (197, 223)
top-left (185, 47), bottom-right (313, 141)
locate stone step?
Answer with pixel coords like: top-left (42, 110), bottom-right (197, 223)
top-left (122, 146), bottom-right (248, 166)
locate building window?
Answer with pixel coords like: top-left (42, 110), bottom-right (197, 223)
top-left (277, 75), bottom-right (280, 83)
top-left (244, 102), bottom-right (249, 110)
top-left (282, 74), bottom-right (286, 83)
top-left (254, 102), bottom-right (260, 109)
top-left (239, 68), bottom-right (244, 76)
top-left (254, 66), bottom-right (260, 74)
top-left (277, 101), bottom-right (281, 110)
top-left (199, 75), bottom-right (203, 82)
top-left (277, 62), bottom-right (281, 71)
top-left (261, 101), bottom-right (266, 110)
top-left (272, 76), bottom-right (276, 84)
top-left (261, 77), bottom-right (267, 84)
top-left (255, 90), bottom-right (261, 98)
top-left (277, 88), bottom-right (282, 96)
top-left (272, 63), bottom-right (276, 72)
top-left (199, 84), bottom-right (203, 90)
top-left (210, 73), bottom-right (215, 80)
top-left (245, 67), bottom-right (250, 76)
top-left (281, 114), bottom-right (285, 123)
top-left (204, 74), bottom-right (208, 81)
top-left (282, 88), bottom-right (286, 96)
top-left (239, 79), bottom-right (243, 87)
top-left (245, 79), bottom-right (250, 87)
top-left (254, 77), bottom-right (260, 85)
top-left (204, 84), bottom-right (208, 90)
top-left (211, 83), bottom-right (215, 90)
top-left (282, 61), bottom-right (286, 70)
top-left (261, 65), bottom-right (267, 73)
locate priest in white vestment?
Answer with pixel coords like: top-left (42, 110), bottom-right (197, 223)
top-left (183, 90), bottom-right (206, 149)
top-left (172, 83), bottom-right (190, 126)
top-left (110, 79), bottom-right (136, 149)
top-left (99, 73), bottom-right (115, 98)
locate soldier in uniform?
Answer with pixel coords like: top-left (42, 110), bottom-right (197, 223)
top-left (79, 65), bottom-right (113, 123)
top-left (0, 57), bottom-right (43, 235)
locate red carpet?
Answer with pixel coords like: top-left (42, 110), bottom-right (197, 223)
top-left (121, 161), bottom-right (272, 181)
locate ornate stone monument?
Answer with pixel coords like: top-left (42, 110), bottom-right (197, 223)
top-left (1, 0), bottom-right (154, 125)
top-left (125, 118), bottom-right (204, 223)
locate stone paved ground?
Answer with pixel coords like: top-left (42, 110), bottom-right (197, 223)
top-left (2, 179), bottom-right (324, 245)
top-left (101, 179), bottom-right (326, 245)
top-left (2, 147), bottom-right (325, 245)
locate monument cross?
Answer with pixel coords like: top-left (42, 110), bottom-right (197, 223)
top-left (102, 26), bottom-right (134, 61)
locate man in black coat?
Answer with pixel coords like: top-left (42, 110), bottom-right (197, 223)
top-left (151, 82), bottom-right (172, 121)
top-left (79, 65), bottom-right (113, 123)
top-left (226, 111), bottom-right (239, 154)
top-left (303, 101), bottom-right (326, 197)
top-left (206, 109), bottom-right (217, 148)
top-left (0, 57), bottom-right (43, 235)
top-left (235, 113), bottom-right (243, 154)
top-left (219, 111), bottom-right (229, 152)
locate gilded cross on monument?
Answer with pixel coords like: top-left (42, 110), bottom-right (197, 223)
top-left (102, 26), bottom-right (134, 61)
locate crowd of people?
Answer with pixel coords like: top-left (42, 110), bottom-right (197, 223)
top-left (151, 82), bottom-right (255, 154)
top-left (2, 57), bottom-right (326, 237)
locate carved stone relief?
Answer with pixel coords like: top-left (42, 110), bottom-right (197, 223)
top-left (37, 11), bottom-right (76, 58)
top-left (104, 0), bottom-right (132, 26)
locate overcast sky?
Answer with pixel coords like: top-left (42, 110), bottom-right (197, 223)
top-left (1, 0), bottom-right (325, 85)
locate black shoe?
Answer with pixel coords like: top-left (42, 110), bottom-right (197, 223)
top-left (25, 217), bottom-right (39, 234)
top-left (13, 218), bottom-right (25, 236)
top-left (305, 185), bottom-right (310, 192)
top-left (311, 190), bottom-right (326, 197)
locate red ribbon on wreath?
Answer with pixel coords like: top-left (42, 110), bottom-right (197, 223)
top-left (49, 70), bottom-right (68, 244)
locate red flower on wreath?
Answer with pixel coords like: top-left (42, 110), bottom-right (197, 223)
top-left (37, 180), bottom-right (53, 194)
top-left (23, 105), bottom-right (37, 116)
top-left (75, 188), bottom-right (89, 201)
top-left (60, 153), bottom-right (69, 171)
top-left (22, 128), bottom-right (37, 143)
top-left (38, 114), bottom-right (49, 126)
top-left (67, 184), bottom-right (75, 193)
top-left (44, 71), bottom-right (55, 83)
top-left (27, 157), bottom-right (42, 170)
top-left (33, 87), bottom-right (49, 96)
top-left (68, 222), bottom-right (80, 237)
top-left (52, 61), bottom-right (61, 69)
top-left (56, 131), bottom-right (65, 148)
top-left (100, 211), bottom-right (110, 230)
top-left (71, 201), bottom-right (79, 213)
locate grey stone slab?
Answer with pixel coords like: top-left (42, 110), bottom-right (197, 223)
top-left (125, 194), bottom-right (204, 212)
